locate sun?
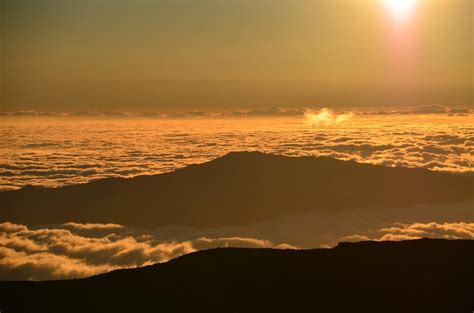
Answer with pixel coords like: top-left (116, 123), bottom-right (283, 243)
top-left (383, 0), bottom-right (417, 23)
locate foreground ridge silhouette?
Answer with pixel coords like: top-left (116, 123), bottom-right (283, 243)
top-left (1, 152), bottom-right (472, 228)
top-left (1, 239), bottom-right (473, 313)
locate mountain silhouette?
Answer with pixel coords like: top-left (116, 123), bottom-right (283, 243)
top-left (0, 239), bottom-right (472, 313)
top-left (0, 152), bottom-right (472, 228)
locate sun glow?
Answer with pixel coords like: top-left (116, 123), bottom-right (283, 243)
top-left (384, 0), bottom-right (418, 23)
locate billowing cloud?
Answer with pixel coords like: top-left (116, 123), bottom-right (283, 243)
top-left (0, 246), bottom-right (114, 281)
top-left (305, 108), bottom-right (353, 126)
top-left (2, 219), bottom-right (472, 281)
top-left (0, 222), bottom-right (295, 281)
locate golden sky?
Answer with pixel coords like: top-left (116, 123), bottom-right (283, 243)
top-left (1, 0), bottom-right (472, 111)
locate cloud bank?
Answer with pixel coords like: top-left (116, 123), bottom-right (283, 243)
top-left (1, 201), bottom-right (473, 281)
top-left (339, 222), bottom-right (474, 243)
top-left (0, 111), bottom-right (472, 191)
top-left (0, 105), bottom-right (471, 119)
top-left (0, 222), bottom-right (293, 281)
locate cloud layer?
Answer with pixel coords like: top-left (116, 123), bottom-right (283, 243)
top-left (1, 218), bottom-right (472, 281)
top-left (0, 112), bottom-right (472, 190)
top-left (0, 105), bottom-right (471, 119)
top-left (339, 222), bottom-right (474, 243)
top-left (0, 222), bottom-right (293, 281)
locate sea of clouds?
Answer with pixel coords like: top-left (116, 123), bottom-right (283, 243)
top-left (0, 107), bottom-right (472, 190)
top-left (0, 106), bottom-right (472, 280)
top-left (1, 201), bottom-right (472, 280)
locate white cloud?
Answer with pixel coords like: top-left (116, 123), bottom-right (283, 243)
top-left (0, 112), bottom-right (472, 192)
top-left (305, 108), bottom-right (353, 126)
top-left (339, 222), bottom-right (474, 243)
top-left (0, 222), bottom-right (295, 281)
top-left (2, 220), bottom-right (471, 281)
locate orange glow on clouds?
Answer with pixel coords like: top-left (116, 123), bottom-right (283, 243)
top-left (305, 108), bottom-right (353, 126)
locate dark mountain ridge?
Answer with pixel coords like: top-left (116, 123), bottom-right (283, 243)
top-left (0, 152), bottom-right (472, 228)
top-left (1, 239), bottom-right (473, 313)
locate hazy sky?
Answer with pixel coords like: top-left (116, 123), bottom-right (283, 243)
top-left (1, 0), bottom-right (472, 111)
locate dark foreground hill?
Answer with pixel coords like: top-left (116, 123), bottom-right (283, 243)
top-left (1, 152), bottom-right (472, 228)
top-left (1, 239), bottom-right (473, 313)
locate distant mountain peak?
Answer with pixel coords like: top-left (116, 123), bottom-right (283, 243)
top-left (1, 152), bottom-right (472, 228)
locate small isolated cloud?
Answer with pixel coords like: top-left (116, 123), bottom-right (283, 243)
top-left (305, 108), bottom-right (353, 126)
top-left (0, 222), bottom-right (295, 281)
